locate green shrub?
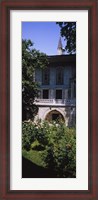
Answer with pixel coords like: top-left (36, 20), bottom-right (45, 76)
top-left (35, 121), bottom-right (49, 145)
top-left (22, 122), bottom-right (38, 150)
top-left (22, 121), bottom-right (76, 177)
top-left (43, 123), bottom-right (76, 177)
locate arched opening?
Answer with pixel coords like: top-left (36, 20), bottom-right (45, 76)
top-left (45, 110), bottom-right (65, 122)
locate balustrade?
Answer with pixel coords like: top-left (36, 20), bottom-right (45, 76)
top-left (35, 98), bottom-right (75, 105)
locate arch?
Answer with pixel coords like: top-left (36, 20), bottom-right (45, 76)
top-left (44, 109), bottom-right (65, 122)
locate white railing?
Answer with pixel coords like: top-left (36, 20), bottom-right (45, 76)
top-left (35, 99), bottom-right (53, 103)
top-left (34, 98), bottom-right (76, 106)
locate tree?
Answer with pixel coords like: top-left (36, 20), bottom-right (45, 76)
top-left (56, 22), bottom-right (76, 54)
top-left (22, 39), bottom-right (48, 120)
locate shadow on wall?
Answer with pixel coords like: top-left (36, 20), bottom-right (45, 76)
top-left (65, 107), bottom-right (76, 127)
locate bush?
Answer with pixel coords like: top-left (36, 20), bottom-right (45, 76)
top-left (22, 122), bottom-right (38, 150)
top-left (22, 121), bottom-right (76, 177)
top-left (42, 122), bottom-right (76, 177)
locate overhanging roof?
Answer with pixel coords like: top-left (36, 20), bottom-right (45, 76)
top-left (48, 54), bottom-right (76, 66)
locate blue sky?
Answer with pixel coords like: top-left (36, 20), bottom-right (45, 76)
top-left (22, 22), bottom-right (66, 55)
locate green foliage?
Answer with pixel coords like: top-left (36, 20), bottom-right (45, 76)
top-left (56, 22), bottom-right (76, 54)
top-left (22, 39), bottom-right (48, 120)
top-left (42, 122), bottom-right (76, 177)
top-left (22, 122), bottom-right (38, 150)
top-left (22, 121), bottom-right (76, 177)
top-left (22, 149), bottom-right (46, 168)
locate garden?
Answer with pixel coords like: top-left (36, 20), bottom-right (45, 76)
top-left (22, 120), bottom-right (76, 178)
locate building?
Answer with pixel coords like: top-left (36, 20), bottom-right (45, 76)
top-left (34, 38), bottom-right (76, 127)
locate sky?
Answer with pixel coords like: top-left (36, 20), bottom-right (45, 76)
top-left (22, 22), bottom-right (66, 56)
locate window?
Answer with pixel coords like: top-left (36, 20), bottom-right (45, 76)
top-left (68, 78), bottom-right (76, 98)
top-left (42, 68), bottom-right (49, 85)
top-left (68, 88), bottom-right (71, 98)
top-left (56, 67), bottom-right (64, 85)
top-left (56, 90), bottom-right (62, 99)
top-left (43, 89), bottom-right (49, 99)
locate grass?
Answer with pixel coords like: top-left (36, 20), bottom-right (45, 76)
top-left (22, 148), bottom-right (46, 168)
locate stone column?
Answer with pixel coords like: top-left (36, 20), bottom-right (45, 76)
top-left (64, 89), bottom-right (68, 99)
top-left (50, 89), bottom-right (54, 99)
top-left (40, 89), bottom-right (43, 99)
